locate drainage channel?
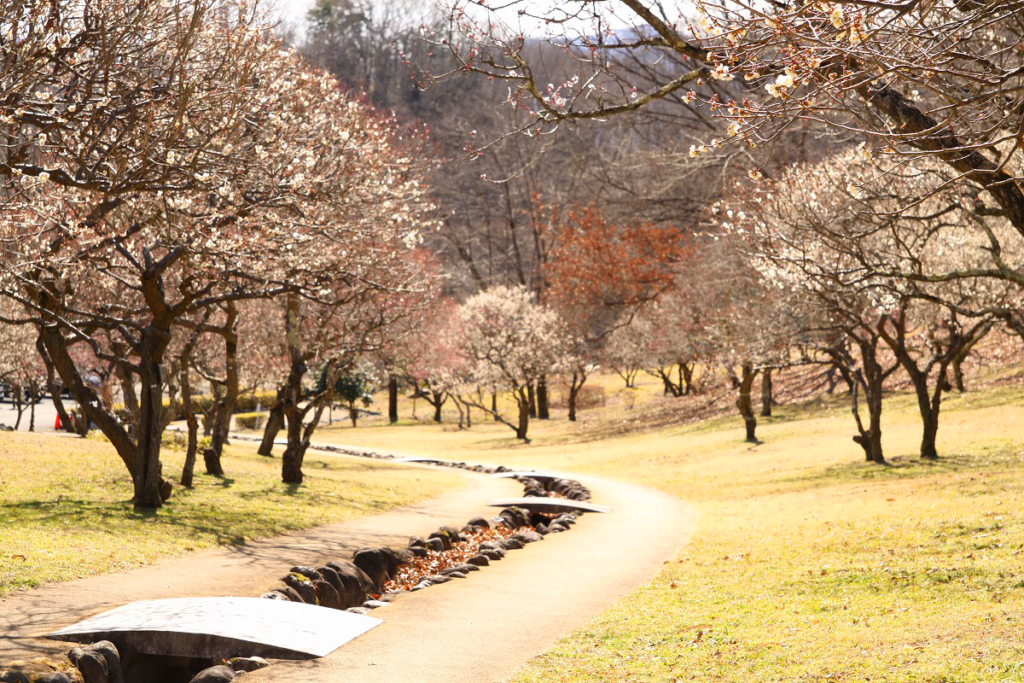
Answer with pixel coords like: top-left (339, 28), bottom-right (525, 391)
top-left (1, 459), bottom-right (607, 683)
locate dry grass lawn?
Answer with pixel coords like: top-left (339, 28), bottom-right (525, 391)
top-left (8, 369), bottom-right (1021, 679)
top-left (0, 432), bottom-right (460, 596)
top-left (313, 373), bottom-right (1024, 682)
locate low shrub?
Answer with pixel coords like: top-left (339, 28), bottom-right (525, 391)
top-left (161, 430), bottom-right (211, 451)
top-left (181, 390), bottom-right (277, 417)
top-left (234, 412), bottom-right (265, 431)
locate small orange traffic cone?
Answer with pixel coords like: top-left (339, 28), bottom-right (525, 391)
top-left (55, 414), bottom-right (61, 430)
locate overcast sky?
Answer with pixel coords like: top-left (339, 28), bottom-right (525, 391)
top-left (265, 0), bottom-right (315, 39)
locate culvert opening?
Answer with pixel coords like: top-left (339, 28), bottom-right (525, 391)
top-left (119, 651), bottom-right (217, 683)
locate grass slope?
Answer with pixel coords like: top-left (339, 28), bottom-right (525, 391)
top-left (0, 433), bottom-right (460, 596)
top-left (314, 374), bottom-right (1024, 682)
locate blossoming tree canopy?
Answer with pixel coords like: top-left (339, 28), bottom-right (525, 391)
top-left (724, 149), bottom-right (1004, 461)
top-left (689, 1), bottom-right (1024, 223)
top-left (458, 285), bottom-right (570, 440)
top-left (274, 254), bottom-right (440, 485)
top-left (438, 2), bottom-right (1024, 231)
top-left (0, 0), bottom-right (433, 508)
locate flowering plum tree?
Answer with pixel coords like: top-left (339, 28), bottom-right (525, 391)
top-left (690, 2), bottom-right (1024, 232)
top-left (388, 298), bottom-right (463, 424)
top-left (272, 260), bottom-right (436, 484)
top-left (437, 2), bottom-right (1024, 223)
top-left (397, 300), bottom-right (486, 427)
top-left (458, 285), bottom-right (570, 440)
top-left (438, 2), bottom-right (1024, 318)
top-left (727, 149), bottom-right (1000, 461)
top-left (0, 0), bottom-right (432, 507)
top-left (703, 237), bottom-right (801, 443)
top-left (630, 249), bottom-right (731, 400)
top-left (603, 316), bottom-right (651, 390)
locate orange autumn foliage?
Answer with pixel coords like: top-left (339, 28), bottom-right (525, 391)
top-left (541, 203), bottom-right (689, 314)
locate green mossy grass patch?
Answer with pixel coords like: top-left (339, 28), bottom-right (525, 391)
top-left (0, 433), bottom-right (460, 596)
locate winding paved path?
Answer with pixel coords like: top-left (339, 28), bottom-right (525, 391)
top-left (250, 474), bottom-right (694, 683)
top-left (1, 447), bottom-right (695, 683)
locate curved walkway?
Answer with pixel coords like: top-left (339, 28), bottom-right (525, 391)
top-left (2, 448), bottom-right (695, 683)
top-left (0, 462), bottom-right (505, 659)
top-left (249, 474), bottom-right (695, 683)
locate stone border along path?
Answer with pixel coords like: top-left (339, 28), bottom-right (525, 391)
top-left (1, 438), bottom-right (696, 683)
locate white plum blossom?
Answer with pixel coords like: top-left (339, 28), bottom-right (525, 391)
top-left (458, 286), bottom-right (571, 439)
top-left (830, 5), bottom-right (844, 28)
top-left (711, 64), bottom-right (734, 81)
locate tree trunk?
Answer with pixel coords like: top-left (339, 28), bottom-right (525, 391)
top-left (736, 363), bottom-right (758, 443)
top-left (282, 375), bottom-right (333, 485)
top-left (349, 402), bottom-right (358, 427)
top-left (680, 362), bottom-right (696, 395)
top-left (920, 406), bottom-right (940, 460)
top-left (492, 392), bottom-right (499, 421)
top-left (760, 369), bottom-right (773, 417)
top-left (28, 382), bottom-right (37, 432)
top-left (74, 408), bottom-right (89, 436)
top-left (849, 379), bottom-right (883, 464)
top-left (180, 363), bottom-right (199, 488)
top-left (527, 383), bottom-right (537, 419)
top-left (206, 303), bottom-right (240, 475)
top-left (951, 357), bottom-right (966, 393)
top-left (432, 393), bottom-right (444, 423)
top-left (850, 347), bottom-right (887, 465)
top-left (202, 445), bottom-right (224, 476)
top-left (537, 377), bottom-right (550, 419)
top-left (37, 337), bottom-right (74, 433)
top-left (280, 294), bottom-right (313, 484)
top-left (258, 390), bottom-right (284, 456)
top-left (388, 375), bottom-right (399, 423)
top-left (849, 380), bottom-right (869, 462)
top-left (38, 318), bottom-right (171, 508)
top-left (203, 393), bottom-right (226, 475)
top-left (568, 371), bottom-right (586, 422)
top-left (911, 374), bottom-right (942, 461)
top-left (207, 414), bottom-right (228, 470)
top-left (865, 387), bottom-right (884, 464)
top-left (50, 387), bottom-right (74, 433)
top-left (657, 368), bottom-right (683, 397)
top-left (515, 388), bottom-right (530, 440)
top-left (281, 406), bottom-right (308, 484)
top-left (13, 384), bottom-right (24, 429)
top-left (201, 389), bottom-right (216, 437)
top-left (135, 349), bottom-right (170, 508)
top-left (113, 345), bottom-right (140, 434)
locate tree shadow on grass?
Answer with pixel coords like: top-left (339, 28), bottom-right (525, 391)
top-left (780, 447), bottom-right (1019, 491)
top-left (0, 498), bottom-right (266, 547)
top-left (233, 482), bottom-right (304, 500)
top-left (128, 506), bottom-right (159, 520)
